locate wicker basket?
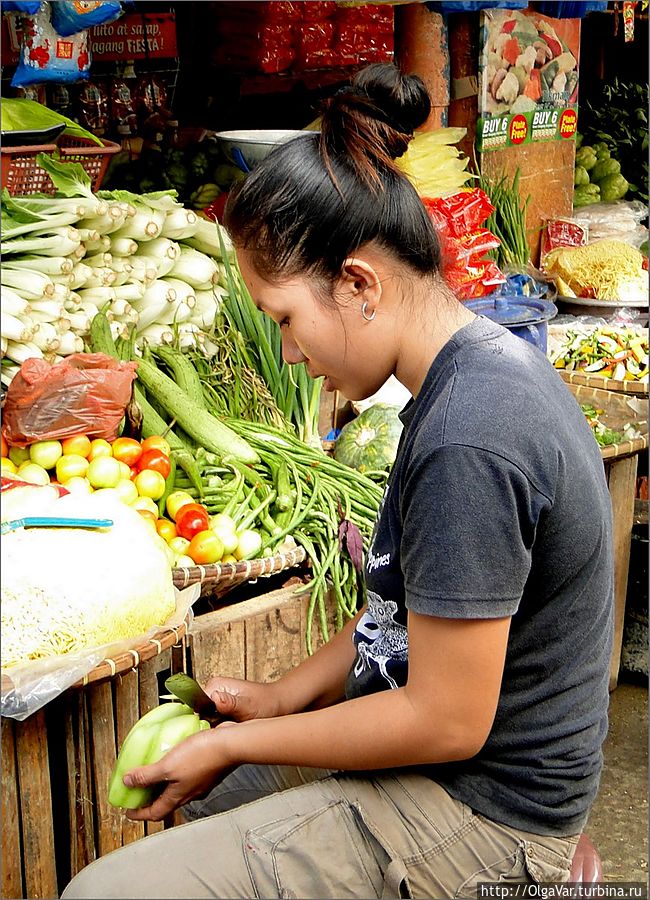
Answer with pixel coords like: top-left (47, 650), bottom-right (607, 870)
top-left (172, 546), bottom-right (307, 599)
top-left (1, 135), bottom-right (120, 195)
top-left (70, 617), bottom-right (190, 687)
top-left (559, 369), bottom-right (648, 397)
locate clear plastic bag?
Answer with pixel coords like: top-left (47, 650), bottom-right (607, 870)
top-left (1, 583), bottom-right (200, 721)
top-left (571, 201), bottom-right (649, 250)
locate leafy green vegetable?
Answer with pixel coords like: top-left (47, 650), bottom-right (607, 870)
top-left (1, 97), bottom-right (103, 146)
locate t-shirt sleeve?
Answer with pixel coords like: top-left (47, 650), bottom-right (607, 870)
top-left (400, 443), bottom-right (548, 619)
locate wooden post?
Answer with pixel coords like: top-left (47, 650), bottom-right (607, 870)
top-left (606, 455), bottom-right (639, 691)
top-left (395, 3), bottom-right (450, 129)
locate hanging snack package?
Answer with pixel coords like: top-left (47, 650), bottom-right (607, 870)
top-left (77, 80), bottom-right (109, 135)
top-left (2, 354), bottom-right (138, 448)
top-left (50, 0), bottom-right (122, 36)
top-left (11, 1), bottom-right (91, 88)
top-left (2, 1), bottom-right (42, 13)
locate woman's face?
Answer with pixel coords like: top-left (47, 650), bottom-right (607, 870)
top-left (236, 248), bottom-right (397, 401)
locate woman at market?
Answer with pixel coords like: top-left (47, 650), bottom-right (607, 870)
top-left (62, 63), bottom-right (613, 900)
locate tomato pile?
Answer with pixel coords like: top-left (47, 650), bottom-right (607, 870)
top-left (1, 432), bottom-right (262, 568)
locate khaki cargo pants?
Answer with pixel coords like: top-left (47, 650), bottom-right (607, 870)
top-left (61, 765), bottom-right (579, 899)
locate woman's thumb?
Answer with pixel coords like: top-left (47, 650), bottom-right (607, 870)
top-left (123, 762), bottom-right (162, 788)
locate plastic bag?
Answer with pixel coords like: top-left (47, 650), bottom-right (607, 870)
top-left (11, 1), bottom-right (91, 88)
top-left (570, 201), bottom-right (649, 250)
top-left (1, 583), bottom-right (200, 721)
top-left (50, 0), bottom-right (122, 36)
top-left (2, 353), bottom-right (138, 448)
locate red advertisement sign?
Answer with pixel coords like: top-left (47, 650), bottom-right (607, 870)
top-left (89, 12), bottom-right (177, 61)
top-left (0, 11), bottom-right (177, 67)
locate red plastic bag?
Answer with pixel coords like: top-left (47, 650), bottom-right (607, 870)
top-left (2, 354), bottom-right (138, 448)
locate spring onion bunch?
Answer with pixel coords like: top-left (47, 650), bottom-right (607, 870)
top-left (0, 159), bottom-right (232, 385)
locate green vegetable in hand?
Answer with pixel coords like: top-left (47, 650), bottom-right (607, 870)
top-left (108, 702), bottom-right (206, 809)
top-left (591, 158), bottom-right (621, 182)
top-left (598, 173), bottom-right (629, 203)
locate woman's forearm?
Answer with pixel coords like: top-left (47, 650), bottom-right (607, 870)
top-left (216, 685), bottom-right (469, 774)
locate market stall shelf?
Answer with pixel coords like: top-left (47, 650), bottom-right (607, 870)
top-left (559, 368), bottom-right (648, 397)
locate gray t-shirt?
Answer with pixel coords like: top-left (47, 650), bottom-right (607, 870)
top-left (345, 316), bottom-right (613, 836)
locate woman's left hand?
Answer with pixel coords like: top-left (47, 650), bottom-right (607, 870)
top-left (123, 724), bottom-right (236, 822)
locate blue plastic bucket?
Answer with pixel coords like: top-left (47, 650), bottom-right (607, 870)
top-left (465, 295), bottom-right (558, 353)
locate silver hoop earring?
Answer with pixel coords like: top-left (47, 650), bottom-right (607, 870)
top-left (361, 301), bottom-right (376, 322)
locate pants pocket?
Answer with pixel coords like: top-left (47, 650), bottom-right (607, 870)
top-left (243, 799), bottom-right (411, 900)
top-left (455, 845), bottom-right (530, 899)
top-left (521, 838), bottom-right (576, 883)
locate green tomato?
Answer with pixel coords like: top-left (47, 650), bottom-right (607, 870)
top-left (168, 536), bottom-right (191, 556)
top-left (134, 469), bottom-right (166, 501)
top-left (64, 476), bottom-right (93, 495)
top-left (234, 529), bottom-right (263, 561)
top-left (56, 454), bottom-right (90, 483)
top-left (17, 462), bottom-right (50, 486)
top-left (29, 440), bottom-right (63, 470)
top-left (87, 455), bottom-right (122, 489)
top-left (8, 446), bottom-right (30, 467)
top-left (211, 523), bottom-right (238, 555)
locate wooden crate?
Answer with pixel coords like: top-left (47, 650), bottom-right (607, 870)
top-left (188, 583), bottom-right (338, 685)
top-left (1, 640), bottom-right (187, 899)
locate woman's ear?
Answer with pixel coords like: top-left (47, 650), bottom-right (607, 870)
top-left (339, 257), bottom-right (383, 318)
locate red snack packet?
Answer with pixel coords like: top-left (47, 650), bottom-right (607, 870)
top-left (2, 354), bottom-right (138, 448)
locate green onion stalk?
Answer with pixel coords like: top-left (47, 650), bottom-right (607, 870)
top-left (218, 230), bottom-right (324, 448)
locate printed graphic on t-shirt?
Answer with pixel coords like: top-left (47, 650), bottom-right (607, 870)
top-left (350, 590), bottom-right (409, 692)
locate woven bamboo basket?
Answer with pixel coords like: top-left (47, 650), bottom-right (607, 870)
top-left (566, 383), bottom-right (648, 461)
top-left (559, 369), bottom-right (648, 397)
top-left (69, 617), bottom-right (190, 687)
top-left (171, 546), bottom-right (307, 599)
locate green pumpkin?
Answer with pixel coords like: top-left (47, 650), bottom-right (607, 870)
top-left (334, 403), bottom-right (403, 474)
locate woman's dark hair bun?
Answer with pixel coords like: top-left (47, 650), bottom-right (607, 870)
top-left (352, 63), bottom-right (431, 136)
top-left (320, 63), bottom-right (431, 187)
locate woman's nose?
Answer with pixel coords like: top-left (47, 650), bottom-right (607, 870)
top-left (281, 331), bottom-right (307, 366)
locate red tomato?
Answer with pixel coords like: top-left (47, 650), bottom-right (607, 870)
top-left (175, 503), bottom-right (210, 541)
top-left (187, 530), bottom-right (224, 565)
top-left (141, 435), bottom-right (172, 457)
top-left (138, 448), bottom-right (171, 479)
top-left (111, 437), bottom-right (143, 467)
top-left (1, 434), bottom-right (9, 458)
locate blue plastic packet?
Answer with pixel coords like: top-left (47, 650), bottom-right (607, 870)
top-left (11, 0), bottom-right (91, 88)
top-left (2, 1), bottom-right (42, 13)
top-left (50, 0), bottom-right (123, 37)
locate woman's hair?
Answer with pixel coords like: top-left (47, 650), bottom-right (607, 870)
top-left (224, 63), bottom-right (442, 290)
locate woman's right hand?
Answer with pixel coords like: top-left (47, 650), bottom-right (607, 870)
top-left (203, 676), bottom-right (283, 722)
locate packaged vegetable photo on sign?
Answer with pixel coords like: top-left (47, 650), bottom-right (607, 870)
top-left (478, 8), bottom-right (581, 150)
